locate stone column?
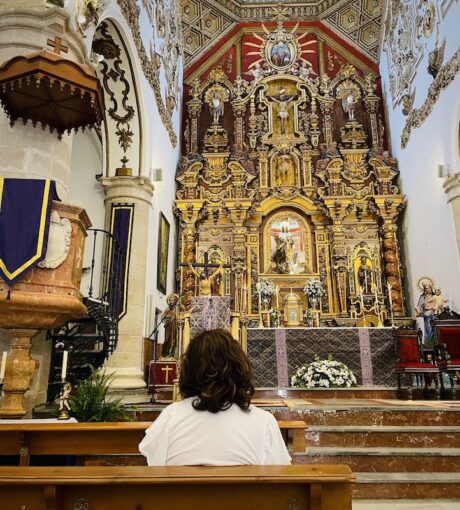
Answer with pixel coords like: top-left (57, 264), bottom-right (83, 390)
top-left (444, 173), bottom-right (460, 259)
top-left (0, 329), bottom-right (38, 418)
top-left (100, 176), bottom-right (154, 390)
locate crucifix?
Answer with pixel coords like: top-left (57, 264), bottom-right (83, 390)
top-left (47, 36), bottom-right (69, 55)
top-left (161, 365), bottom-right (173, 384)
top-left (179, 252), bottom-right (231, 296)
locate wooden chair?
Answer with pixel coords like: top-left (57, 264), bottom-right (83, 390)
top-left (432, 310), bottom-right (460, 399)
top-left (393, 328), bottom-right (440, 399)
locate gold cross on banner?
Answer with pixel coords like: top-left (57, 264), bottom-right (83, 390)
top-left (47, 36), bottom-right (68, 55)
top-left (161, 366), bottom-right (173, 384)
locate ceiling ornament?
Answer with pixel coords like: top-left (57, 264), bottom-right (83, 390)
top-left (401, 47), bottom-right (460, 149)
top-left (116, 0), bottom-right (180, 147)
top-left (181, 0), bottom-right (383, 68)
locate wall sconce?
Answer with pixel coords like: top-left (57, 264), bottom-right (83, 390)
top-left (76, 0), bottom-right (103, 33)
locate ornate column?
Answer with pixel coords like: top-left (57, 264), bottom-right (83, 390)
top-left (381, 222), bottom-right (405, 316)
top-left (444, 173), bottom-right (460, 260)
top-left (100, 176), bottom-right (154, 390)
top-left (363, 93), bottom-right (380, 148)
top-left (187, 81), bottom-right (202, 154)
top-left (0, 330), bottom-right (38, 418)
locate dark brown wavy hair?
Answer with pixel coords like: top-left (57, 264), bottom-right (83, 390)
top-left (179, 329), bottom-right (254, 413)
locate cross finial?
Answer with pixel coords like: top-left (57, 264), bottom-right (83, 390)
top-left (47, 36), bottom-right (68, 55)
top-left (270, 1), bottom-right (290, 28)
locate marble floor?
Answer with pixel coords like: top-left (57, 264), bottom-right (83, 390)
top-left (354, 501), bottom-right (460, 509)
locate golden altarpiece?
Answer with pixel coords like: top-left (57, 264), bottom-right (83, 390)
top-left (174, 20), bottom-right (406, 339)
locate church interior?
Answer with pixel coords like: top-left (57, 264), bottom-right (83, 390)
top-left (0, 0), bottom-right (460, 508)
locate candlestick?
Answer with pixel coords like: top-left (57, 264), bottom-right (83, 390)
top-left (0, 351), bottom-right (7, 382)
top-left (276, 286), bottom-right (280, 310)
top-left (387, 282), bottom-right (394, 326)
top-left (258, 289), bottom-right (263, 328)
top-left (61, 350), bottom-right (68, 382)
top-left (360, 288), bottom-right (365, 317)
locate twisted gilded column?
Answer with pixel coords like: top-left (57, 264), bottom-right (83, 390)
top-left (382, 222), bottom-right (405, 316)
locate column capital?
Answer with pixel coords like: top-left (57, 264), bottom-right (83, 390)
top-left (100, 176), bottom-right (154, 206)
top-left (444, 173), bottom-right (460, 203)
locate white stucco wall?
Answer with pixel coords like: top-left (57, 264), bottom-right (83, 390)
top-left (380, 3), bottom-right (460, 312)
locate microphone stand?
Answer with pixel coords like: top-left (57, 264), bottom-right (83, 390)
top-left (146, 291), bottom-right (185, 403)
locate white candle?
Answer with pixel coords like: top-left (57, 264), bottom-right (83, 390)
top-left (0, 351), bottom-right (7, 381)
top-left (276, 286), bottom-right (280, 310)
top-left (61, 351), bottom-right (68, 382)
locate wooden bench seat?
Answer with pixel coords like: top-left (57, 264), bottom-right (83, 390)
top-left (0, 420), bottom-right (307, 465)
top-left (0, 465), bottom-right (354, 510)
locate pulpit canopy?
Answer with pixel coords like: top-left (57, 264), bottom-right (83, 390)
top-left (0, 48), bottom-right (104, 137)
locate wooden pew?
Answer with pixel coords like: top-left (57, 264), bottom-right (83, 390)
top-left (0, 465), bottom-right (354, 510)
top-left (278, 420), bottom-right (307, 453)
top-left (0, 420), bottom-right (307, 465)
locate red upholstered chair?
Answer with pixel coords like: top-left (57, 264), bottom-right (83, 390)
top-left (394, 328), bottom-right (440, 400)
top-left (433, 314), bottom-right (460, 399)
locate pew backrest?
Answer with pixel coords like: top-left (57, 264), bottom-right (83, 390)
top-left (0, 419), bottom-right (307, 465)
top-left (0, 465), bottom-right (354, 510)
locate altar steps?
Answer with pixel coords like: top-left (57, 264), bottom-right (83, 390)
top-left (295, 447), bottom-right (460, 472)
top-left (274, 399), bottom-right (460, 499)
top-left (355, 473), bottom-right (460, 499)
top-left (305, 426), bottom-right (460, 448)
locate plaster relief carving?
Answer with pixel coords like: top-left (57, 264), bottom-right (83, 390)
top-left (38, 210), bottom-right (71, 269)
top-left (401, 48), bottom-right (460, 148)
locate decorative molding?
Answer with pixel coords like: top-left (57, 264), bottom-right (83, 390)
top-left (116, 0), bottom-right (179, 147)
top-left (37, 211), bottom-right (71, 269)
top-left (401, 48), bottom-right (460, 149)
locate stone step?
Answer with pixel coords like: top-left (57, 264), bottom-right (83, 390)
top-left (353, 472), bottom-right (460, 499)
top-left (305, 426), bottom-right (460, 448)
top-left (272, 407), bottom-right (460, 426)
top-left (293, 447), bottom-right (460, 472)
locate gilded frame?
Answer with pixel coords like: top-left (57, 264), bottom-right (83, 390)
top-left (157, 212), bottom-right (170, 295)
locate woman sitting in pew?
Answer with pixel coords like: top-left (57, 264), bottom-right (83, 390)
top-left (139, 329), bottom-right (291, 466)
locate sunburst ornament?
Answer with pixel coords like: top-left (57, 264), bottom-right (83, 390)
top-left (243, 3), bottom-right (317, 75)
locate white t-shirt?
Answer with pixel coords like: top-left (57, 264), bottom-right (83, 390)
top-left (139, 397), bottom-right (291, 466)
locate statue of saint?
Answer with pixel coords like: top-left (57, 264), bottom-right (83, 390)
top-left (342, 92), bottom-right (356, 120)
top-left (272, 226), bottom-right (294, 274)
top-left (161, 293), bottom-right (181, 358)
top-left (415, 281), bottom-right (437, 341)
top-left (209, 92), bottom-right (224, 125)
top-left (188, 262), bottom-right (223, 296)
top-left (276, 153), bottom-right (295, 186)
top-left (357, 256), bottom-right (373, 294)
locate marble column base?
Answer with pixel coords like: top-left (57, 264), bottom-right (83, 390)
top-left (104, 367), bottom-right (146, 390)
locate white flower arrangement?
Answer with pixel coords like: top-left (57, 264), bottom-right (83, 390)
top-left (256, 278), bottom-right (276, 298)
top-left (303, 279), bottom-right (325, 301)
top-left (291, 355), bottom-right (357, 388)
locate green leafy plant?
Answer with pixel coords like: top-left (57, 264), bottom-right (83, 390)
top-left (69, 368), bottom-right (130, 422)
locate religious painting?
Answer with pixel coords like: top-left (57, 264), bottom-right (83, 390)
top-left (157, 213), bottom-right (170, 294)
top-left (265, 37), bottom-right (297, 71)
top-left (265, 213), bottom-right (312, 275)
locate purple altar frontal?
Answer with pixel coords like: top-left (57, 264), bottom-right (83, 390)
top-left (189, 296), bottom-right (232, 337)
top-left (246, 327), bottom-right (395, 388)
